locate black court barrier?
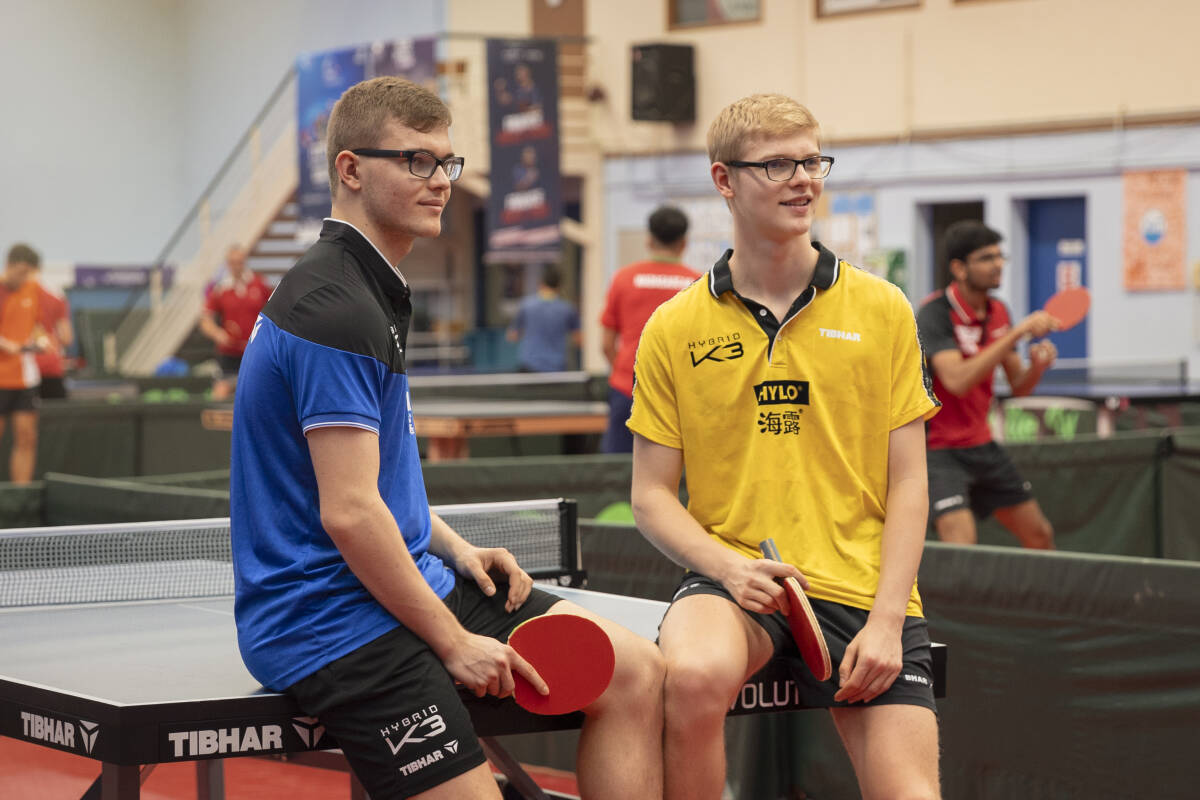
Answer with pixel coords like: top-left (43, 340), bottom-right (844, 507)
top-left (568, 522), bottom-right (1200, 800)
top-left (41, 472), bottom-right (229, 526)
top-left (1161, 429), bottom-right (1200, 561)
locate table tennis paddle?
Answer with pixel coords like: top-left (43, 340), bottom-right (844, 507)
top-left (1043, 287), bottom-right (1090, 331)
top-left (759, 538), bottom-right (832, 682)
top-left (508, 613), bottom-right (614, 715)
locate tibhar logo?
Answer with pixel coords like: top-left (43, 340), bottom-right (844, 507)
top-left (687, 332), bottom-right (743, 367)
top-left (398, 748), bottom-right (445, 777)
top-left (381, 705), bottom-right (447, 756)
top-left (902, 673), bottom-right (931, 686)
top-left (167, 725), bottom-right (283, 758)
top-left (819, 327), bottom-right (861, 342)
top-left (292, 716), bottom-right (326, 749)
top-left (443, 739), bottom-right (460, 755)
top-left (21, 711), bottom-right (96, 753)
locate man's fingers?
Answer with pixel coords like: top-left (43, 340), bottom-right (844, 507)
top-left (511, 651), bottom-right (549, 696)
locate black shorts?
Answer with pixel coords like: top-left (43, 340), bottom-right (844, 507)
top-left (38, 377), bottom-right (67, 401)
top-left (286, 580), bottom-right (560, 799)
top-left (671, 574), bottom-right (936, 712)
top-left (217, 354), bottom-right (243, 376)
top-left (927, 442), bottom-right (1034, 520)
top-left (0, 388), bottom-right (38, 415)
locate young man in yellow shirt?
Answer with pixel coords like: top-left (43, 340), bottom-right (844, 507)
top-left (629, 94), bottom-right (942, 800)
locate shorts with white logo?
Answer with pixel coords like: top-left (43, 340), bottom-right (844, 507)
top-left (671, 574), bottom-right (937, 711)
top-left (286, 579), bottom-right (560, 799)
top-left (927, 441), bottom-right (1034, 520)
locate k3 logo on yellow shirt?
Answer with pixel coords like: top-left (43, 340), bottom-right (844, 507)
top-left (687, 333), bottom-right (743, 367)
top-left (754, 380), bottom-right (808, 436)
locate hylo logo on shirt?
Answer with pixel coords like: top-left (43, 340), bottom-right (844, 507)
top-left (753, 380), bottom-right (809, 436)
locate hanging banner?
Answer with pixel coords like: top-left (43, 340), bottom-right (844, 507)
top-left (1122, 169), bottom-right (1187, 291)
top-left (485, 39), bottom-right (562, 263)
top-left (295, 39), bottom-right (438, 242)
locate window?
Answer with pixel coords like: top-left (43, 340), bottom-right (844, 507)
top-left (671, 0), bottom-right (760, 28)
top-left (817, 0), bottom-right (919, 17)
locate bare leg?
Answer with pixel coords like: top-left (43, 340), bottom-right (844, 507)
top-left (994, 499), bottom-right (1055, 549)
top-left (9, 410), bottom-right (37, 484)
top-left (546, 600), bottom-right (666, 800)
top-left (932, 508), bottom-right (976, 545)
top-left (831, 704), bottom-right (941, 800)
top-left (411, 761), bottom-right (502, 799)
top-left (658, 594), bottom-right (773, 800)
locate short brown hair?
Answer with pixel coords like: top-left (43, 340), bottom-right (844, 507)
top-left (5, 243), bottom-right (40, 267)
top-left (326, 76), bottom-right (452, 197)
top-left (706, 94), bottom-right (821, 164)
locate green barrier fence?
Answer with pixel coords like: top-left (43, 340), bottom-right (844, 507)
top-left (558, 522), bottom-right (1200, 800)
top-left (41, 473), bottom-right (229, 526)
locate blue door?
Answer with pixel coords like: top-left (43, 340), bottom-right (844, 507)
top-left (1027, 198), bottom-right (1087, 361)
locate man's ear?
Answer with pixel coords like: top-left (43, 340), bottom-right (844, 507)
top-left (334, 150), bottom-right (362, 193)
top-left (711, 162), bottom-right (735, 200)
top-left (948, 258), bottom-right (966, 283)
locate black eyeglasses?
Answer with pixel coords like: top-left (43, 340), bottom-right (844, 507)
top-left (350, 149), bottom-right (465, 181)
top-left (726, 155), bottom-right (834, 182)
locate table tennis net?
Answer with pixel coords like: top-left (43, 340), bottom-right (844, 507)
top-left (0, 498), bottom-right (576, 608)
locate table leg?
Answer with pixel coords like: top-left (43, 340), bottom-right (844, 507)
top-left (480, 737), bottom-right (549, 800)
top-left (196, 759), bottom-right (226, 800)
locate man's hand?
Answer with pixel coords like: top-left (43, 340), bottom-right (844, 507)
top-left (1017, 310), bottom-right (1060, 340)
top-left (833, 617), bottom-right (904, 704)
top-left (1030, 339), bottom-right (1057, 370)
top-left (719, 555), bottom-right (809, 615)
top-left (451, 545), bottom-right (533, 613)
top-left (440, 630), bottom-right (548, 699)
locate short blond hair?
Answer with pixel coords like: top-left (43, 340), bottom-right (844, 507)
top-left (326, 76), bottom-right (452, 197)
top-left (706, 94), bottom-right (821, 164)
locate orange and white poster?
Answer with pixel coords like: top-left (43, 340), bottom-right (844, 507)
top-left (1123, 169), bottom-right (1187, 291)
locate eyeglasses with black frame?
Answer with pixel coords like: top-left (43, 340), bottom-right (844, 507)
top-left (726, 155), bottom-right (835, 182)
top-left (350, 149), bottom-right (465, 181)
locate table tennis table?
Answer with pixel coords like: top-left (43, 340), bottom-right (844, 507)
top-left (0, 504), bottom-right (946, 800)
top-left (200, 397), bottom-right (609, 461)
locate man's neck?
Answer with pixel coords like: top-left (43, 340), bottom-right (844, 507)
top-left (728, 233), bottom-right (818, 305)
top-left (328, 206), bottom-right (413, 268)
top-left (953, 281), bottom-right (989, 316)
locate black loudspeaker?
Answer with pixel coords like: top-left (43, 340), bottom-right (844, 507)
top-left (631, 44), bottom-right (695, 123)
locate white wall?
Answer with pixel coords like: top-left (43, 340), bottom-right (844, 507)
top-left (0, 0), bottom-right (443, 265)
top-left (1, 0), bottom-right (186, 263)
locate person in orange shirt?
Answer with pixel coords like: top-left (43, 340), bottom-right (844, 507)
top-left (0, 244), bottom-right (45, 483)
top-left (598, 205), bottom-right (699, 452)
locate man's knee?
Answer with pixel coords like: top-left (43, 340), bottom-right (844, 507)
top-left (662, 653), bottom-right (742, 721)
top-left (608, 636), bottom-right (665, 704)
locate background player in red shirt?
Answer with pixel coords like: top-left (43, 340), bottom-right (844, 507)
top-left (0, 243), bottom-right (45, 483)
top-left (598, 205), bottom-right (699, 452)
top-left (916, 220), bottom-right (1058, 548)
top-left (200, 245), bottom-right (269, 399)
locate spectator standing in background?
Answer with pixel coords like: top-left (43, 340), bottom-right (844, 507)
top-left (32, 260), bottom-right (73, 400)
top-left (507, 264), bottom-right (581, 372)
top-left (199, 245), bottom-right (270, 399)
top-left (0, 244), bottom-right (45, 483)
top-left (599, 205), bottom-right (699, 453)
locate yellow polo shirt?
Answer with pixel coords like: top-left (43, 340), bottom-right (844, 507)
top-left (629, 244), bottom-right (939, 616)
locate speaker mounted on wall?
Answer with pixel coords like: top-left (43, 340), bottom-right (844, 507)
top-left (631, 43), bottom-right (695, 123)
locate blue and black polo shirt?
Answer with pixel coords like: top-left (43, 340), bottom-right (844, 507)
top-left (229, 219), bottom-right (453, 691)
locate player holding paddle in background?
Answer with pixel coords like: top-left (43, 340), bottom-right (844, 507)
top-left (630, 94), bottom-right (943, 800)
top-left (916, 220), bottom-right (1061, 549)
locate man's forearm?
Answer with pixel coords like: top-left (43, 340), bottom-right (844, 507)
top-left (327, 499), bottom-right (464, 656)
top-left (632, 484), bottom-right (737, 580)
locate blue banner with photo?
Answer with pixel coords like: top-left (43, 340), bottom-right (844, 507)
top-left (485, 39), bottom-right (562, 263)
top-left (295, 38), bottom-right (438, 241)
